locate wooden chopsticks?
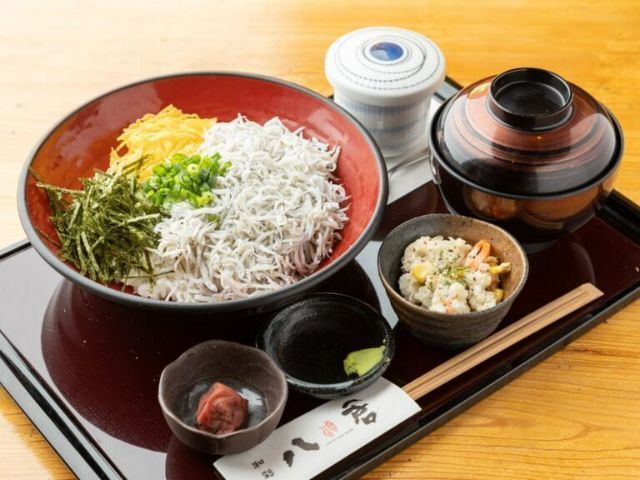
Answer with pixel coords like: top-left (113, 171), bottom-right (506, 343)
top-left (402, 283), bottom-right (604, 401)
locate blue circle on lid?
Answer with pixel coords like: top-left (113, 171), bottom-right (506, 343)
top-left (368, 42), bottom-right (405, 62)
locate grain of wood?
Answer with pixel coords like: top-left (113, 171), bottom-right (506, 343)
top-left (0, 1), bottom-right (639, 479)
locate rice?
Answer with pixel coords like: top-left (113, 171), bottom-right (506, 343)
top-left (398, 235), bottom-right (508, 313)
top-left (126, 116), bottom-right (349, 302)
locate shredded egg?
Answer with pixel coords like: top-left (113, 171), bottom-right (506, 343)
top-left (108, 105), bottom-right (215, 180)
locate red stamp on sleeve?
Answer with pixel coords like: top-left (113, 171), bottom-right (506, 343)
top-left (320, 420), bottom-right (338, 437)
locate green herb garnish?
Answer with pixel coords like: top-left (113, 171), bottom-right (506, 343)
top-left (444, 264), bottom-right (467, 281)
top-left (142, 152), bottom-right (230, 208)
top-left (36, 162), bottom-right (165, 283)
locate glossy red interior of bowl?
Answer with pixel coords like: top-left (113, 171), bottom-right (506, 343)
top-left (20, 73), bottom-right (386, 309)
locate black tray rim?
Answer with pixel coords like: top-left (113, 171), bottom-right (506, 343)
top-left (5, 190), bottom-right (640, 480)
top-left (2, 75), bottom-right (640, 480)
top-left (2, 187), bottom-right (640, 480)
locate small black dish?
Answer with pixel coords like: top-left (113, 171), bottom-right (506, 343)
top-left (257, 293), bottom-right (394, 399)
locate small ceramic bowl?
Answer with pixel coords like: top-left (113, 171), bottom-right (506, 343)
top-left (257, 293), bottom-right (394, 399)
top-left (158, 340), bottom-right (287, 455)
top-left (378, 214), bottom-right (528, 349)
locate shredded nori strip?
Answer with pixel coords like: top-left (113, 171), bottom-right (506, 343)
top-left (36, 160), bottom-right (166, 283)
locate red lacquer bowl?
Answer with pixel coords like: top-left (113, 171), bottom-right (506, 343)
top-left (429, 67), bottom-right (623, 251)
top-left (18, 73), bottom-right (387, 312)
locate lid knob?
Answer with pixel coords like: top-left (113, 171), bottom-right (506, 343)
top-left (488, 68), bottom-right (573, 131)
top-left (366, 41), bottom-right (406, 63)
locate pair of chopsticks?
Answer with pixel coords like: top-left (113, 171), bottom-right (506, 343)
top-left (402, 283), bottom-right (603, 401)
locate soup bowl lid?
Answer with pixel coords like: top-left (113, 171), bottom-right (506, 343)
top-left (431, 67), bottom-right (622, 196)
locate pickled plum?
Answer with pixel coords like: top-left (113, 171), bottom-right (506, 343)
top-left (195, 382), bottom-right (248, 434)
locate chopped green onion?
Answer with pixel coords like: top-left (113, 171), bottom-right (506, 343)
top-left (143, 152), bottom-right (228, 208)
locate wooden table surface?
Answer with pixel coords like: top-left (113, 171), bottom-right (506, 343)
top-left (1, 1), bottom-right (639, 478)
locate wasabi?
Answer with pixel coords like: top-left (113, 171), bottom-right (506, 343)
top-left (343, 346), bottom-right (386, 377)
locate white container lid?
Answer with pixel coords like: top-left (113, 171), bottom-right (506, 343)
top-left (325, 27), bottom-right (446, 107)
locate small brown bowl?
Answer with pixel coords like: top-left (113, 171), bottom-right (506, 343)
top-left (378, 214), bottom-right (528, 349)
top-left (158, 340), bottom-right (287, 455)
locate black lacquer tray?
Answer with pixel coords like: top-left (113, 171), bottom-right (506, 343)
top-left (1, 79), bottom-right (640, 480)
